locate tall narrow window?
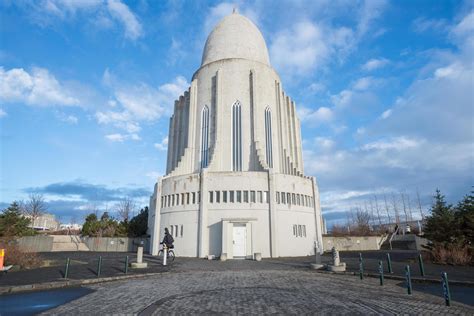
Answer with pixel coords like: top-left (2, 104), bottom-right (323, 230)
top-left (264, 107), bottom-right (273, 168)
top-left (232, 101), bottom-right (242, 171)
top-left (200, 106), bottom-right (210, 169)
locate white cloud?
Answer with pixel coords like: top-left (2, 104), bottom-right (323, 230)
top-left (96, 70), bottom-right (189, 135)
top-left (105, 133), bottom-right (140, 142)
top-left (17, 0), bottom-right (143, 41)
top-left (0, 67), bottom-right (79, 107)
top-left (380, 109), bottom-right (392, 119)
top-left (0, 108), bottom-right (6, 118)
top-left (106, 0), bottom-right (143, 40)
top-left (361, 137), bottom-right (421, 151)
top-left (362, 58), bottom-right (389, 71)
top-left (353, 76), bottom-right (373, 91)
top-left (146, 171), bottom-right (161, 179)
top-left (56, 112), bottom-right (79, 124)
top-left (154, 137), bottom-right (168, 151)
top-left (270, 20), bottom-right (352, 75)
top-left (299, 106), bottom-right (333, 124)
top-left (412, 17), bottom-right (448, 33)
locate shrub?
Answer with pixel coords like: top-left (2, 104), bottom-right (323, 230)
top-left (0, 239), bottom-right (42, 269)
top-left (430, 243), bottom-right (472, 265)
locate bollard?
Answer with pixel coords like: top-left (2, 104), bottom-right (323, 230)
top-left (64, 257), bottom-right (70, 279)
top-left (379, 260), bottom-right (384, 286)
top-left (441, 272), bottom-right (451, 306)
top-left (418, 254), bottom-right (425, 277)
top-left (359, 253), bottom-right (364, 280)
top-left (405, 265), bottom-right (412, 295)
top-left (0, 249), bottom-right (4, 270)
top-left (97, 256), bottom-right (102, 277)
top-left (163, 246), bottom-right (167, 266)
top-left (124, 255), bottom-right (129, 274)
top-left (386, 253), bottom-right (393, 274)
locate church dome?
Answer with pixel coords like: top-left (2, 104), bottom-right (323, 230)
top-left (201, 12), bottom-right (271, 67)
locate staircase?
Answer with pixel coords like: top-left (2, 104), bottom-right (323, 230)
top-left (50, 235), bottom-right (89, 251)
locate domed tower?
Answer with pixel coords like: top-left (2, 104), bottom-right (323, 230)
top-left (149, 12), bottom-right (324, 258)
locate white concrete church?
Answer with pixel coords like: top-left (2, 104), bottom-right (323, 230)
top-left (148, 11), bottom-right (324, 259)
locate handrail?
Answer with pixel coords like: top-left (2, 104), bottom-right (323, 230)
top-left (388, 226), bottom-right (400, 250)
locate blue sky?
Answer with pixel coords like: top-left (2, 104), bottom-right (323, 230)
top-left (0, 0), bottom-right (472, 225)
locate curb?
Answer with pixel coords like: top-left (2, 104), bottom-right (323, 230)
top-left (311, 267), bottom-right (474, 286)
top-left (0, 272), bottom-right (167, 295)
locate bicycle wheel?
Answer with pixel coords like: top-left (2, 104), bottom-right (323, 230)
top-left (157, 250), bottom-right (164, 261)
top-left (168, 250), bottom-right (175, 262)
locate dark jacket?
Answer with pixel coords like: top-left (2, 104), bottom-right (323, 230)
top-left (162, 233), bottom-right (174, 248)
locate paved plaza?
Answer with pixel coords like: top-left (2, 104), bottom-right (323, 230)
top-left (40, 261), bottom-right (473, 315)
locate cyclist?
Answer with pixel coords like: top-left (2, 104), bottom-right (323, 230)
top-left (161, 227), bottom-right (174, 250)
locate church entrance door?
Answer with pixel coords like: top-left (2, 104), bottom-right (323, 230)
top-left (232, 224), bottom-right (246, 258)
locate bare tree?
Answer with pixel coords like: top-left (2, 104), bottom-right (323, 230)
top-left (416, 189), bottom-right (425, 220)
top-left (355, 209), bottom-right (371, 235)
top-left (400, 192), bottom-right (409, 223)
top-left (115, 197), bottom-right (136, 222)
top-left (24, 193), bottom-right (47, 227)
top-left (391, 193), bottom-right (400, 224)
top-left (372, 196), bottom-right (382, 226)
top-left (383, 193), bottom-right (392, 224)
top-left (406, 194), bottom-right (414, 221)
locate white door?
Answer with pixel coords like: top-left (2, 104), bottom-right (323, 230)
top-left (233, 224), bottom-right (246, 258)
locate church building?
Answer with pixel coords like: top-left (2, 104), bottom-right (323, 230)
top-left (148, 11), bottom-right (324, 258)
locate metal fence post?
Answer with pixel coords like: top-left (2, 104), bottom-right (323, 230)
top-left (386, 253), bottom-right (393, 274)
top-left (379, 260), bottom-right (384, 286)
top-left (97, 256), bottom-right (102, 277)
top-left (125, 255), bottom-right (129, 274)
top-left (418, 253), bottom-right (425, 277)
top-left (405, 265), bottom-right (412, 295)
top-left (64, 257), bottom-right (70, 279)
top-left (359, 253), bottom-right (364, 280)
top-left (441, 272), bottom-right (451, 306)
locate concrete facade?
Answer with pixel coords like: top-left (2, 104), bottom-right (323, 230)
top-left (149, 12), bottom-right (324, 258)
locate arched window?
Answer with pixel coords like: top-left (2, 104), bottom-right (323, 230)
top-left (200, 105), bottom-right (209, 168)
top-left (265, 107), bottom-right (273, 168)
top-left (232, 101), bottom-right (242, 171)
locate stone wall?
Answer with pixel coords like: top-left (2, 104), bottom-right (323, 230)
top-left (322, 236), bottom-right (385, 252)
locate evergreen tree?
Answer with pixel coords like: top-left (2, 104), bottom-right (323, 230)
top-left (0, 202), bottom-right (35, 237)
top-left (423, 189), bottom-right (457, 245)
top-left (128, 207), bottom-right (148, 237)
top-left (454, 190), bottom-right (474, 245)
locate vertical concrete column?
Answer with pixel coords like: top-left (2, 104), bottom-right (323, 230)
top-left (188, 79), bottom-right (198, 172)
top-left (166, 116), bottom-right (175, 174)
top-left (198, 170), bottom-right (209, 257)
top-left (221, 220), bottom-right (228, 256)
top-left (295, 116), bottom-right (304, 172)
top-left (311, 177), bottom-right (324, 253)
top-left (267, 169), bottom-right (278, 257)
top-left (149, 179), bottom-right (163, 256)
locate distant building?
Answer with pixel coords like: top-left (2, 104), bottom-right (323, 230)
top-left (25, 213), bottom-right (60, 231)
top-left (59, 223), bottom-right (83, 230)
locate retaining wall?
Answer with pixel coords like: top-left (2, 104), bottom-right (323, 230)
top-left (322, 236), bottom-right (384, 251)
top-left (17, 235), bottom-right (149, 253)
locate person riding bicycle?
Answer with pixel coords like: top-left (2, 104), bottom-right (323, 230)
top-left (161, 227), bottom-right (174, 249)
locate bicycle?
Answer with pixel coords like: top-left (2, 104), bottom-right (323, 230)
top-left (158, 244), bottom-right (175, 262)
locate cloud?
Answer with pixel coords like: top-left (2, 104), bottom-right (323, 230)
top-left (154, 137), bottom-right (168, 151)
top-left (0, 67), bottom-right (79, 107)
top-left (15, 0), bottom-right (143, 41)
top-left (270, 20), bottom-right (352, 75)
top-left (96, 69), bottom-right (189, 137)
top-left (105, 133), bottom-right (140, 142)
top-left (299, 106), bottom-right (334, 124)
top-left (412, 17), bottom-right (448, 33)
top-left (0, 108), bottom-right (6, 118)
top-left (55, 112), bottom-right (78, 124)
top-left (361, 137), bottom-right (421, 151)
top-left (352, 76), bottom-right (374, 91)
top-left (25, 180), bottom-right (151, 202)
top-left (380, 109), bottom-right (392, 119)
top-left (362, 58), bottom-right (389, 71)
top-left (106, 0), bottom-right (143, 40)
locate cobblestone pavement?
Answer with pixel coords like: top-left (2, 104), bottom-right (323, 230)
top-left (43, 264), bottom-right (474, 315)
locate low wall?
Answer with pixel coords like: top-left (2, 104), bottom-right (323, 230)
top-left (17, 236), bottom-right (54, 252)
top-left (17, 235), bottom-right (149, 253)
top-left (323, 236), bottom-right (384, 252)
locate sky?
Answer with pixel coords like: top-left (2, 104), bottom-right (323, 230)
top-left (0, 0), bottom-right (472, 226)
